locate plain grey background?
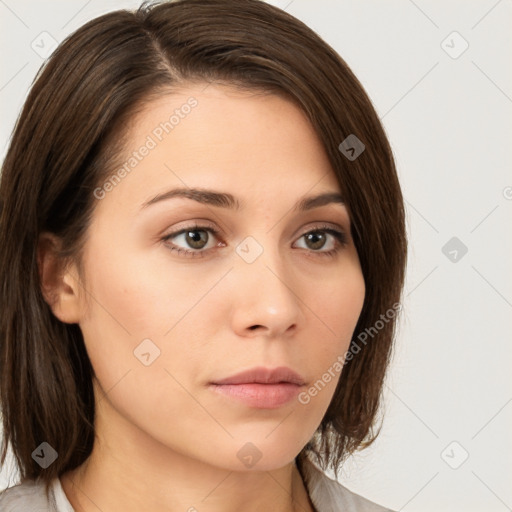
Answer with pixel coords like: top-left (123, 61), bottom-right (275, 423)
top-left (1, 1), bottom-right (511, 511)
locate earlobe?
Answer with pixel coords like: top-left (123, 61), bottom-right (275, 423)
top-left (37, 232), bottom-right (83, 324)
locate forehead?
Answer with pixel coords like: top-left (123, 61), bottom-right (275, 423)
top-left (95, 82), bottom-right (342, 215)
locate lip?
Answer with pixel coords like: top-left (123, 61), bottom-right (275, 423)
top-left (211, 366), bottom-right (306, 386)
top-left (209, 366), bottom-right (306, 409)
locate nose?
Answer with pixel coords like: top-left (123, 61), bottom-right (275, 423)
top-left (229, 244), bottom-right (304, 339)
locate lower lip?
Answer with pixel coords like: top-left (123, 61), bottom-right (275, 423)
top-left (209, 383), bottom-right (302, 409)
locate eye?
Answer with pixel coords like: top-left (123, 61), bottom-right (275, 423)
top-left (293, 226), bottom-right (348, 257)
top-left (162, 224), bottom-right (221, 258)
top-left (161, 223), bottom-right (348, 259)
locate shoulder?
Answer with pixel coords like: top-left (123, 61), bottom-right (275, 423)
top-left (300, 457), bottom-right (396, 512)
top-left (0, 478), bottom-right (53, 511)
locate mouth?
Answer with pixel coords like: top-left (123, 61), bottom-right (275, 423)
top-left (209, 366), bottom-right (306, 409)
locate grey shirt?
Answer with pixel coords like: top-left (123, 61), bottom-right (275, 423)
top-left (0, 458), bottom-right (395, 511)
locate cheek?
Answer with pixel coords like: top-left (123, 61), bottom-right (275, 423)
top-left (301, 265), bottom-right (365, 391)
top-left (313, 264), bottom-right (365, 349)
top-left (77, 251), bottom-right (213, 446)
top-left (76, 239), bottom-right (224, 397)
top-left (80, 237), bottom-right (211, 339)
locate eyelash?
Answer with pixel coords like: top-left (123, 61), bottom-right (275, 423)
top-left (161, 223), bottom-right (348, 259)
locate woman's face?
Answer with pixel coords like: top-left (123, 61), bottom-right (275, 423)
top-left (71, 83), bottom-right (365, 471)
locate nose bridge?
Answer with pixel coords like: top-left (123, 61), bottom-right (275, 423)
top-left (231, 234), bottom-right (302, 336)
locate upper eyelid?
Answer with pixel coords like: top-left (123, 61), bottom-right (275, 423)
top-left (164, 221), bottom-right (347, 237)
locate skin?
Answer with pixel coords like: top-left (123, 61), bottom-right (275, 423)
top-left (39, 82), bottom-right (365, 512)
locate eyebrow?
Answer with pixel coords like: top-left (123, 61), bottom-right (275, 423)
top-left (140, 187), bottom-right (345, 212)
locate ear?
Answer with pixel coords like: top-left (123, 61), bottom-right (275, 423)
top-left (37, 232), bottom-right (83, 324)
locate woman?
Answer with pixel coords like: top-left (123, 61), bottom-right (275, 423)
top-left (0, 1), bottom-right (406, 510)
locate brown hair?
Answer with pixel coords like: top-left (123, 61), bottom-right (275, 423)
top-left (0, 0), bottom-right (406, 488)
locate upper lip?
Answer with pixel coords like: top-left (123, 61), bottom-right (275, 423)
top-left (211, 366), bottom-right (306, 386)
